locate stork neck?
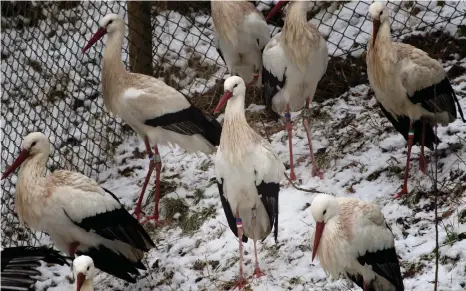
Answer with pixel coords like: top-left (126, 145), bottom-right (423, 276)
top-left (373, 21), bottom-right (392, 49)
top-left (18, 153), bottom-right (48, 184)
top-left (102, 30), bottom-right (127, 105)
top-left (74, 279), bottom-right (94, 291)
top-left (224, 95), bottom-right (246, 123)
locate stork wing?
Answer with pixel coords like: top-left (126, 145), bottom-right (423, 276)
top-left (1, 246), bottom-right (69, 290)
top-left (262, 34), bottom-right (287, 108)
top-left (212, 32), bottom-right (226, 65)
top-left (49, 171), bottom-right (155, 251)
top-left (256, 181), bottom-right (279, 243)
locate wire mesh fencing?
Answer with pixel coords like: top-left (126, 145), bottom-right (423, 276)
top-left (1, 0), bottom-right (464, 249)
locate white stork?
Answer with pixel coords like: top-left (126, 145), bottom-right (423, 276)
top-left (213, 76), bottom-right (285, 288)
top-left (81, 14), bottom-right (222, 224)
top-left (1, 246), bottom-right (70, 290)
top-left (1, 132), bottom-right (156, 283)
top-left (366, 2), bottom-right (465, 198)
top-left (73, 255), bottom-right (96, 291)
top-left (211, 0), bottom-right (270, 88)
top-left (262, 0), bottom-right (328, 181)
top-left (311, 194), bottom-right (404, 291)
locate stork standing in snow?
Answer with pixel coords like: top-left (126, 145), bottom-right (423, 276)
top-left (262, 0), bottom-right (328, 181)
top-left (73, 255), bottom-right (96, 291)
top-left (366, 2), bottom-right (465, 198)
top-left (1, 132), bottom-right (155, 283)
top-left (311, 194), bottom-right (404, 291)
top-left (213, 76), bottom-right (285, 288)
top-left (1, 246), bottom-right (70, 290)
top-left (211, 0), bottom-right (270, 88)
top-left (82, 14), bottom-right (222, 224)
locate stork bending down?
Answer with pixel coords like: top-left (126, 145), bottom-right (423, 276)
top-left (366, 2), bottom-right (465, 198)
top-left (311, 194), bottom-right (404, 291)
top-left (214, 76), bottom-right (285, 289)
top-left (82, 14), bottom-right (222, 224)
top-left (262, 0), bottom-right (328, 181)
top-left (1, 132), bottom-right (155, 283)
top-left (211, 0), bottom-right (270, 88)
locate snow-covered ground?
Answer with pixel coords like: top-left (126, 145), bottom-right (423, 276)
top-left (1, 1), bottom-right (466, 290)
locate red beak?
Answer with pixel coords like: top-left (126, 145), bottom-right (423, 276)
top-left (372, 20), bottom-right (381, 47)
top-left (76, 272), bottom-right (85, 291)
top-left (312, 221), bottom-right (325, 262)
top-left (265, 0), bottom-right (289, 22)
top-left (82, 27), bottom-right (107, 53)
top-left (2, 149), bottom-right (29, 180)
top-left (213, 91), bottom-right (233, 114)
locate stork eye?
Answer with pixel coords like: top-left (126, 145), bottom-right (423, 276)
top-left (379, 11), bottom-right (383, 16)
top-left (107, 20), bottom-right (113, 27)
top-left (87, 266), bottom-right (90, 271)
top-left (323, 210), bottom-right (327, 215)
top-left (233, 84), bottom-right (238, 89)
top-left (31, 141), bottom-right (37, 147)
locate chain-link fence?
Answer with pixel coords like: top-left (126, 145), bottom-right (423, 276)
top-left (1, 1), bottom-right (464, 248)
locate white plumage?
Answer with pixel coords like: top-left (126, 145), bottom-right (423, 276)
top-left (82, 13), bottom-right (222, 223)
top-left (73, 255), bottom-right (96, 291)
top-left (262, 0), bottom-right (328, 181)
top-left (214, 76), bottom-right (285, 287)
top-left (311, 194), bottom-right (404, 291)
top-left (211, 0), bottom-right (270, 87)
top-left (1, 132), bottom-right (155, 283)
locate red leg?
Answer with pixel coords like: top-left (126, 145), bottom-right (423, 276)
top-left (233, 210), bottom-right (247, 290)
top-left (132, 136), bottom-right (155, 221)
top-left (140, 146), bottom-right (165, 225)
top-left (394, 121), bottom-right (414, 199)
top-left (419, 119), bottom-right (427, 174)
top-left (303, 98), bottom-right (323, 179)
top-left (69, 242), bottom-right (79, 256)
top-left (251, 240), bottom-right (265, 278)
top-left (285, 104), bottom-right (297, 181)
top-left (245, 69), bottom-right (259, 88)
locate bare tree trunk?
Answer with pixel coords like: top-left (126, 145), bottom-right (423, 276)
top-left (128, 1), bottom-right (153, 75)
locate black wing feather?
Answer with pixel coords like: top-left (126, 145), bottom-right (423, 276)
top-left (66, 188), bottom-right (155, 252)
top-left (1, 246), bottom-right (70, 291)
top-left (144, 105), bottom-right (222, 146)
top-left (262, 65), bottom-right (286, 112)
top-left (217, 179), bottom-right (248, 243)
top-left (256, 181), bottom-right (280, 243)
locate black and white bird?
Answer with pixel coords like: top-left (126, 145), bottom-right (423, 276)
top-left (366, 2), bottom-right (465, 198)
top-left (262, 0), bottom-right (328, 181)
top-left (213, 76), bottom-right (285, 288)
top-left (211, 0), bottom-right (270, 88)
top-left (82, 13), bottom-right (222, 224)
top-left (311, 194), bottom-right (404, 291)
top-left (1, 245), bottom-right (70, 291)
top-left (1, 132), bottom-right (156, 283)
top-left (72, 255), bottom-right (97, 291)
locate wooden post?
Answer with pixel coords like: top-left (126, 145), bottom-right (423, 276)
top-left (128, 1), bottom-right (153, 75)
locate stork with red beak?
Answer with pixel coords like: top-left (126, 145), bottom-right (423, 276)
top-left (213, 76), bottom-right (285, 289)
top-left (73, 255), bottom-right (96, 291)
top-left (311, 194), bottom-right (404, 291)
top-left (367, 2), bottom-right (465, 198)
top-left (262, 0), bottom-right (328, 181)
top-left (1, 132), bottom-right (155, 283)
top-left (211, 0), bottom-right (270, 88)
top-left (82, 14), bottom-right (222, 224)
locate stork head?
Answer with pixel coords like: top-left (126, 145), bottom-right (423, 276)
top-left (369, 2), bottom-right (389, 46)
top-left (73, 256), bottom-right (96, 291)
top-left (310, 194), bottom-right (339, 261)
top-left (82, 13), bottom-right (125, 53)
top-left (1, 132), bottom-right (50, 180)
top-left (213, 76), bottom-right (246, 114)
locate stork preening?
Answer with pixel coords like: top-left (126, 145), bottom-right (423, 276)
top-left (366, 2), bottom-right (465, 198)
top-left (82, 14), bottom-right (222, 224)
top-left (214, 76), bottom-right (285, 288)
top-left (1, 132), bottom-right (155, 283)
top-left (211, 0), bottom-right (270, 88)
top-left (73, 255), bottom-right (96, 291)
top-left (262, 0), bottom-right (328, 181)
top-left (1, 246), bottom-right (70, 291)
top-left (311, 194), bottom-right (404, 291)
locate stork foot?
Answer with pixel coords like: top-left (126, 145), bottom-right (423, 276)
top-left (419, 155), bottom-right (427, 174)
top-left (232, 277), bottom-right (248, 290)
top-left (131, 206), bottom-right (146, 222)
top-left (69, 242), bottom-right (80, 256)
top-left (393, 186), bottom-right (408, 199)
top-left (251, 267), bottom-right (265, 278)
top-left (312, 168), bottom-right (324, 180)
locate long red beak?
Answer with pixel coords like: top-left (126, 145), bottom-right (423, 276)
top-left (76, 272), bottom-right (85, 291)
top-left (265, 0), bottom-right (288, 22)
top-left (82, 27), bottom-right (107, 53)
top-left (312, 221), bottom-right (325, 262)
top-left (213, 91), bottom-right (233, 114)
top-left (2, 149), bottom-right (29, 180)
top-left (372, 20), bottom-right (381, 47)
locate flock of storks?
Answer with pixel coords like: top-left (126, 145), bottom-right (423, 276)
top-left (1, 1), bottom-right (464, 291)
